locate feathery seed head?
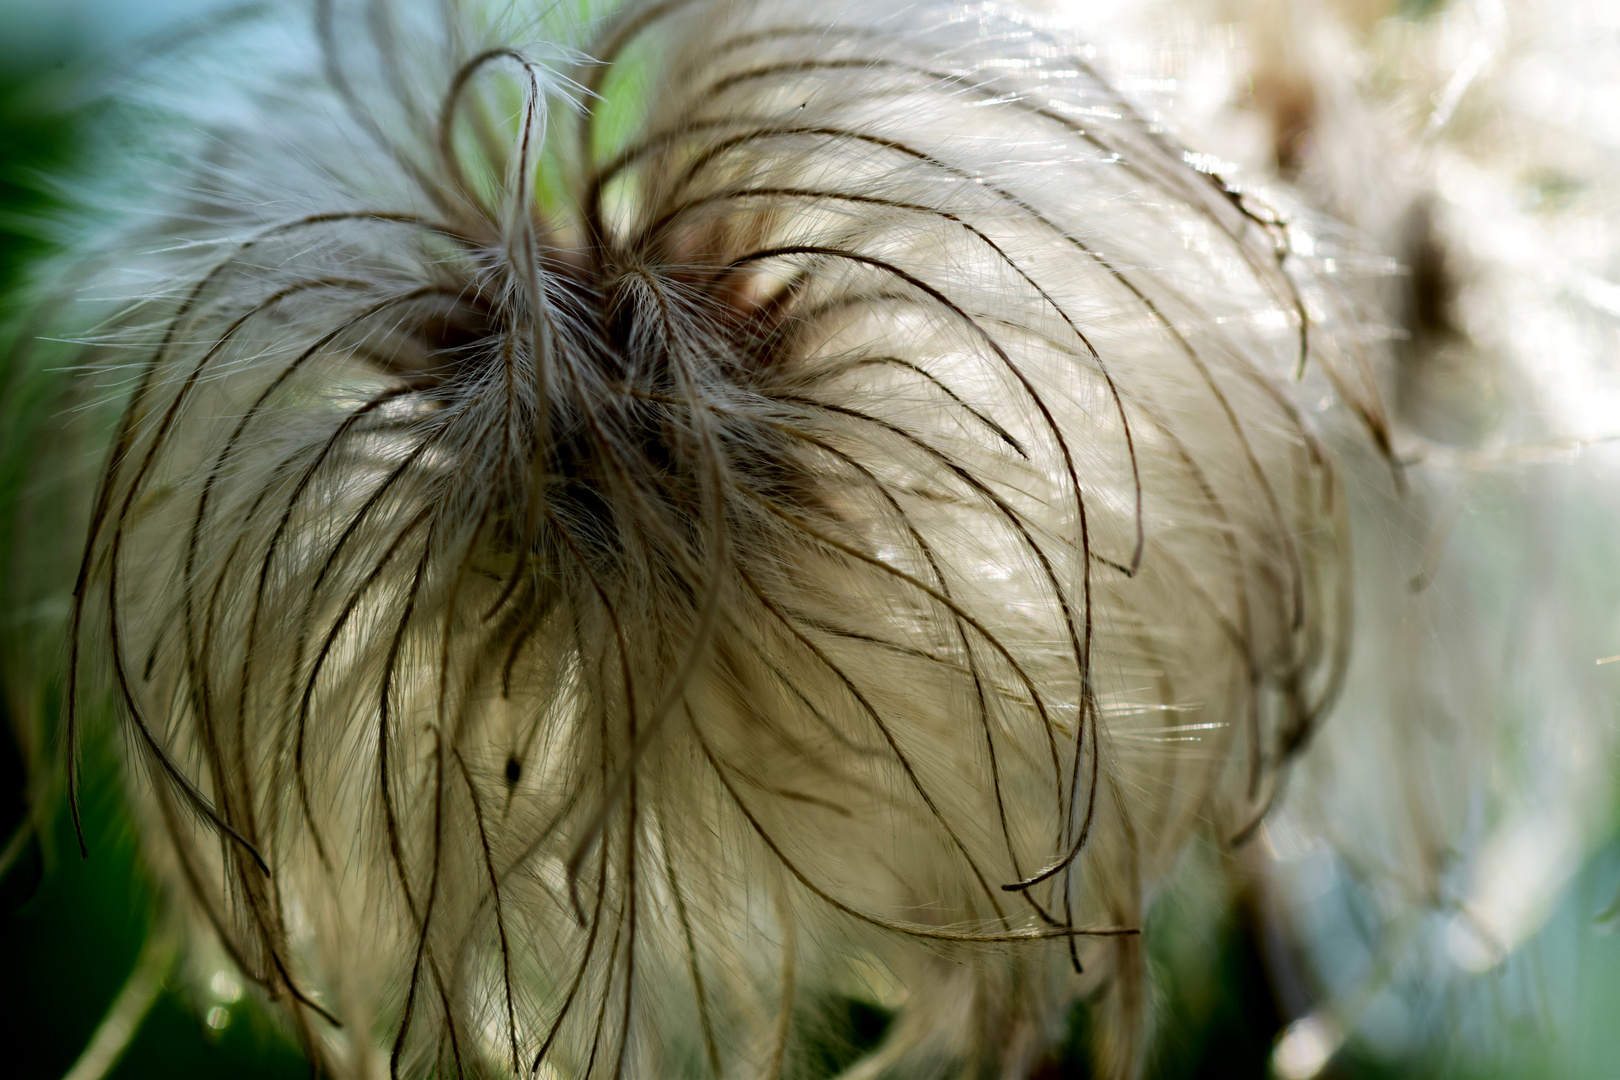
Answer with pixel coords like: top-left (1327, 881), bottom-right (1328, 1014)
top-left (43, 0), bottom-right (1383, 1075)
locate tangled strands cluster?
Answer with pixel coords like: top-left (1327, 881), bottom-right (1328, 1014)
top-left (64, 0), bottom-right (1386, 1074)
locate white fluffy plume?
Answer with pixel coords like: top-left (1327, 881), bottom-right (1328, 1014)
top-left (14, 0), bottom-right (1394, 1075)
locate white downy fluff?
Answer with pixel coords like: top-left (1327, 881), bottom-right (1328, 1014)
top-left (25, 0), bottom-right (1620, 1077)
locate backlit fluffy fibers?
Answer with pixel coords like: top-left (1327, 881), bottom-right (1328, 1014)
top-left (27, 0), bottom-right (1391, 1075)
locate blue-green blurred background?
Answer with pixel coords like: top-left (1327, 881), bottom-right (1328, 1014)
top-left (0, 3), bottom-right (304, 1076)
